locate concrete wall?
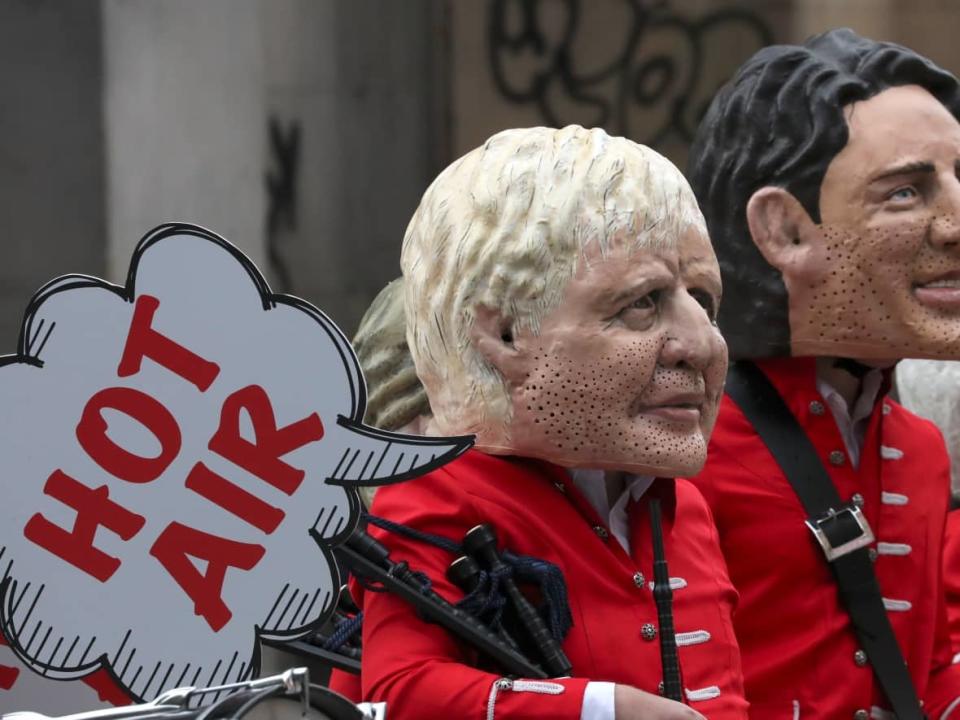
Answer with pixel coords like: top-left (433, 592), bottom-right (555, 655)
top-left (793, 0), bottom-right (960, 76)
top-left (449, 0), bottom-right (791, 173)
top-left (446, 0), bottom-right (960, 175)
top-left (0, 0), bottom-right (106, 348)
top-left (0, 0), bottom-right (446, 360)
top-left (261, 0), bottom-right (446, 336)
top-left (0, 0), bottom-right (270, 348)
top-left (793, 0), bottom-right (896, 42)
top-left (102, 0), bottom-right (267, 282)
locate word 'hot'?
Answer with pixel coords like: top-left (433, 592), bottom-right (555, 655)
top-left (23, 294), bottom-right (324, 631)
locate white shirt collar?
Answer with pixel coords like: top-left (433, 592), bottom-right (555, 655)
top-left (567, 469), bottom-right (654, 554)
top-left (815, 367), bottom-right (885, 469)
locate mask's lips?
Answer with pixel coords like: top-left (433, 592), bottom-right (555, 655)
top-left (636, 391), bottom-right (705, 424)
top-left (913, 270), bottom-right (960, 310)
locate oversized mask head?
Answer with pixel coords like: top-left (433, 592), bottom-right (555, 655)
top-left (402, 126), bottom-right (728, 477)
top-left (690, 29), bottom-right (960, 361)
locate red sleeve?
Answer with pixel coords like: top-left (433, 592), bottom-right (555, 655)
top-left (328, 669), bottom-right (362, 703)
top-left (923, 596), bottom-right (960, 718)
top-left (944, 511), bottom-right (960, 654)
top-left (915, 426), bottom-right (960, 719)
top-left (926, 510), bottom-right (960, 718)
top-left (359, 469), bottom-right (589, 720)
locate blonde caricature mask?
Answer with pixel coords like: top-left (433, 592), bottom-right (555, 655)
top-left (690, 29), bottom-right (960, 361)
top-left (401, 126), bottom-right (727, 477)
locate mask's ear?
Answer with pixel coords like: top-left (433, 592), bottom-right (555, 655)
top-left (746, 186), bottom-right (818, 274)
top-left (469, 304), bottom-right (525, 385)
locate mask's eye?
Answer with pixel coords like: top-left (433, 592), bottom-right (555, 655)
top-left (690, 288), bottom-right (718, 322)
top-left (618, 289), bottom-right (660, 330)
top-left (886, 185), bottom-right (919, 204)
top-left (629, 294), bottom-right (656, 311)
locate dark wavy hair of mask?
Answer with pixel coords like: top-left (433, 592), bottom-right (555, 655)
top-left (688, 28), bottom-right (960, 360)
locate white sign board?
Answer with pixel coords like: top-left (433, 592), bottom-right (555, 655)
top-left (0, 635), bottom-right (126, 713)
top-left (0, 224), bottom-right (471, 707)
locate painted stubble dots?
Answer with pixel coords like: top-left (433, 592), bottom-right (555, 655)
top-left (511, 334), bottom-right (712, 475)
top-left (790, 219), bottom-right (960, 358)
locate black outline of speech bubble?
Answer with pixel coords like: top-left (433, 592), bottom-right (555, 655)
top-left (0, 222), bottom-right (474, 702)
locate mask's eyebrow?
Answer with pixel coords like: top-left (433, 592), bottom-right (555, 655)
top-left (681, 256), bottom-right (721, 294)
top-left (607, 278), bottom-right (663, 308)
top-left (869, 161), bottom-right (935, 184)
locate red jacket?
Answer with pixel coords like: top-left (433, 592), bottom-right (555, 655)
top-left (943, 510), bottom-right (960, 657)
top-left (347, 449), bottom-right (747, 720)
top-left (694, 358), bottom-right (960, 718)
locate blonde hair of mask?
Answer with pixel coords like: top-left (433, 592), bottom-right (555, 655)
top-left (353, 277), bottom-right (430, 433)
top-left (401, 125), bottom-right (706, 439)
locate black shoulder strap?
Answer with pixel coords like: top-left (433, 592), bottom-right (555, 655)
top-left (726, 360), bottom-right (924, 720)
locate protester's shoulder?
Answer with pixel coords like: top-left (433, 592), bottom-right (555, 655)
top-left (695, 394), bottom-right (775, 486)
top-left (885, 395), bottom-right (950, 446)
top-left (673, 477), bottom-right (718, 520)
top-left (371, 449), bottom-right (528, 517)
top-left (882, 398), bottom-right (953, 510)
top-left (672, 478), bottom-right (731, 554)
top-left (708, 392), bottom-right (767, 452)
top-left (674, 476), bottom-right (710, 507)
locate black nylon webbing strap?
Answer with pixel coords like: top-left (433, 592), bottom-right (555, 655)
top-left (725, 361), bottom-right (924, 720)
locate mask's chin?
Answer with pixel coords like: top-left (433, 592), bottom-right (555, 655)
top-left (471, 438), bottom-right (706, 478)
top-left (622, 452), bottom-right (706, 479)
top-left (790, 333), bottom-right (952, 361)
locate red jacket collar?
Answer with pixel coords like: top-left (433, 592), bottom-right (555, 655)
top-left (751, 357), bottom-right (891, 419)
top-left (461, 450), bottom-right (677, 531)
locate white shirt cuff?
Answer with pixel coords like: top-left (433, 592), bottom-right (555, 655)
top-left (581, 681), bottom-right (616, 720)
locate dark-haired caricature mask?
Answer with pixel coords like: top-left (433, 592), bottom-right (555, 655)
top-left (752, 84), bottom-right (960, 359)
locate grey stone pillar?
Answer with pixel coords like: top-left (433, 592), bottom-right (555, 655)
top-left (262, 0), bottom-right (448, 335)
top-left (0, 0), bottom-right (106, 346)
top-left (102, 0), bottom-right (268, 282)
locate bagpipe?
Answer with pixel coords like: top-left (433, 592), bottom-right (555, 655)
top-left (294, 502), bottom-right (683, 700)
top-left (327, 521), bottom-right (569, 679)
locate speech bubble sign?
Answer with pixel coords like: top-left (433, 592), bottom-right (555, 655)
top-left (0, 223), bottom-right (472, 703)
top-left (0, 634), bottom-right (128, 714)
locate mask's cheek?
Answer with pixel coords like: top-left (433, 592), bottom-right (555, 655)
top-left (859, 226), bottom-right (921, 286)
top-left (699, 399), bottom-right (722, 441)
top-left (622, 336), bottom-right (662, 383)
top-left (573, 339), bottom-right (661, 415)
top-left (705, 329), bottom-right (728, 395)
top-left (701, 374), bottom-right (726, 438)
top-left (512, 351), bottom-right (609, 455)
top-left (515, 340), bottom-right (659, 451)
top-left (787, 225), bottom-right (891, 354)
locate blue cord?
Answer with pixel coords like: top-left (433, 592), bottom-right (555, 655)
top-left (322, 612), bottom-right (364, 651)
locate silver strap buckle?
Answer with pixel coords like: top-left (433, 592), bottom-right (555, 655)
top-left (805, 505), bottom-right (875, 562)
